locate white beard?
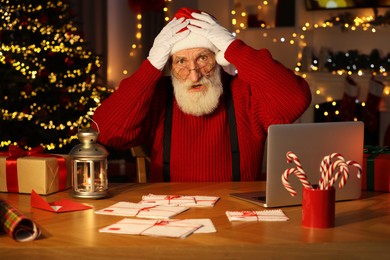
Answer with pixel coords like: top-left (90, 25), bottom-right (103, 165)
top-left (171, 66), bottom-right (223, 116)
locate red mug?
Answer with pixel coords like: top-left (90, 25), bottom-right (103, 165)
top-left (302, 186), bottom-right (335, 228)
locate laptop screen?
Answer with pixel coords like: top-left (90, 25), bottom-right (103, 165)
top-left (264, 121), bottom-right (364, 207)
top-left (230, 121), bottom-right (364, 208)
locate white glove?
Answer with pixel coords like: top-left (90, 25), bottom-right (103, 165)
top-left (187, 12), bottom-right (235, 53)
top-left (147, 18), bottom-right (190, 70)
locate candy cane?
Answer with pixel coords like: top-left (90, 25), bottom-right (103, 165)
top-left (335, 160), bottom-right (362, 189)
top-left (282, 168), bottom-right (300, 196)
top-left (286, 151), bottom-right (303, 169)
top-left (282, 168), bottom-right (313, 196)
top-left (346, 160), bottom-right (362, 179)
top-left (319, 153), bottom-right (345, 189)
top-left (325, 159), bottom-right (362, 190)
top-left (282, 152), bottom-right (313, 196)
top-left (327, 159), bottom-right (349, 189)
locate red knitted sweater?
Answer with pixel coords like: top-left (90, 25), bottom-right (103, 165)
top-left (92, 40), bottom-right (312, 182)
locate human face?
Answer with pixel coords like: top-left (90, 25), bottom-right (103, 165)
top-left (171, 48), bottom-right (216, 89)
top-left (171, 49), bottom-right (223, 116)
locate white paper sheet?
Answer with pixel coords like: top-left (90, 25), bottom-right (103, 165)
top-left (95, 202), bottom-right (189, 219)
top-left (140, 194), bottom-right (220, 207)
top-left (226, 209), bottom-right (289, 222)
top-left (171, 218), bottom-right (217, 233)
top-left (99, 218), bottom-right (203, 239)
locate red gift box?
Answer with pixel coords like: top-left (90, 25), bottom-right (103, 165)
top-left (362, 149), bottom-right (390, 192)
top-left (0, 145), bottom-right (71, 195)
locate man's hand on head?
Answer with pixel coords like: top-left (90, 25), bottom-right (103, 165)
top-left (147, 17), bottom-right (190, 71)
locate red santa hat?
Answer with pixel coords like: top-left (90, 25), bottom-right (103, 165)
top-left (170, 7), bottom-right (231, 67)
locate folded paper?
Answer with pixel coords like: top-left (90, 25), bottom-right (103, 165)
top-left (0, 199), bottom-right (40, 242)
top-left (30, 190), bottom-right (92, 213)
top-left (95, 202), bottom-right (189, 219)
top-left (174, 218), bottom-right (216, 233)
top-left (226, 209), bottom-right (289, 222)
top-left (140, 194), bottom-right (220, 207)
top-left (99, 218), bottom-right (203, 239)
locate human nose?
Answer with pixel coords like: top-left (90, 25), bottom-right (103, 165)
top-left (187, 67), bottom-right (202, 82)
top-left (187, 61), bottom-right (202, 82)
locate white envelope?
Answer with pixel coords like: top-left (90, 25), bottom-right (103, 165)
top-left (140, 194), bottom-right (220, 207)
top-left (226, 209), bottom-right (289, 222)
top-left (99, 218), bottom-right (203, 239)
top-left (95, 202), bottom-right (189, 219)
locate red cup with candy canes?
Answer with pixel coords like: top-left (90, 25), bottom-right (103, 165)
top-left (302, 185), bottom-right (335, 228)
top-left (281, 151), bottom-right (362, 229)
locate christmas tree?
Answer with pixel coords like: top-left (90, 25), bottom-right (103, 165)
top-left (0, 0), bottom-right (112, 153)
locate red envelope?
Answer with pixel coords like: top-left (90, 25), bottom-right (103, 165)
top-left (30, 190), bottom-right (92, 213)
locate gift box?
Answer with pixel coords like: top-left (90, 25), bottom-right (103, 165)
top-left (361, 146), bottom-right (390, 192)
top-left (0, 145), bottom-right (71, 195)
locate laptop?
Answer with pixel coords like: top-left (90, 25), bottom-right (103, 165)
top-left (230, 121), bottom-right (364, 207)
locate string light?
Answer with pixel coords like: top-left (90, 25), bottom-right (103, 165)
top-left (126, 0), bottom-right (173, 75)
top-left (229, 3), bottom-right (389, 77)
top-left (0, 0), bottom-right (113, 151)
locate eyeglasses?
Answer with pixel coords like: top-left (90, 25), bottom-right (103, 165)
top-left (172, 51), bottom-right (216, 80)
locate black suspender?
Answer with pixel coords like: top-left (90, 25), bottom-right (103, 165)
top-left (225, 81), bottom-right (241, 181)
top-left (163, 77), bottom-right (240, 182)
top-left (163, 83), bottom-right (173, 182)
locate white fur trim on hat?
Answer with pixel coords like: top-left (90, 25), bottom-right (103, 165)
top-left (171, 32), bottom-right (237, 75)
top-left (171, 32), bottom-right (218, 55)
top-left (215, 51), bottom-right (230, 67)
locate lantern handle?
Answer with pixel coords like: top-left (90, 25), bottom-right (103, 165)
top-left (83, 115), bottom-right (100, 134)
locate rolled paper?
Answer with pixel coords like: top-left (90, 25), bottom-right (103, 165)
top-left (0, 199), bottom-right (40, 242)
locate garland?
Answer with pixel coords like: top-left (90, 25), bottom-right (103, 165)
top-left (324, 11), bottom-right (390, 30)
top-left (321, 49), bottom-right (390, 74)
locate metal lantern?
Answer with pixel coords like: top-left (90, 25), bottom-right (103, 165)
top-left (69, 128), bottom-right (109, 199)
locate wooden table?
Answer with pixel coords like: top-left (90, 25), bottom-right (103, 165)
top-left (1, 182), bottom-right (390, 259)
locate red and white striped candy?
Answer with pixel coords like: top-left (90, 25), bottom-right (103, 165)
top-left (286, 151), bottom-right (305, 175)
top-left (328, 160), bottom-right (349, 189)
top-left (319, 154), bottom-right (362, 190)
top-left (282, 152), bottom-right (313, 196)
top-left (346, 160), bottom-right (362, 179)
top-left (319, 153), bottom-right (345, 189)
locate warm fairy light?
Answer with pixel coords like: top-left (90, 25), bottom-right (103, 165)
top-left (0, 0), bottom-right (114, 151)
top-left (127, 0), bottom-right (173, 70)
